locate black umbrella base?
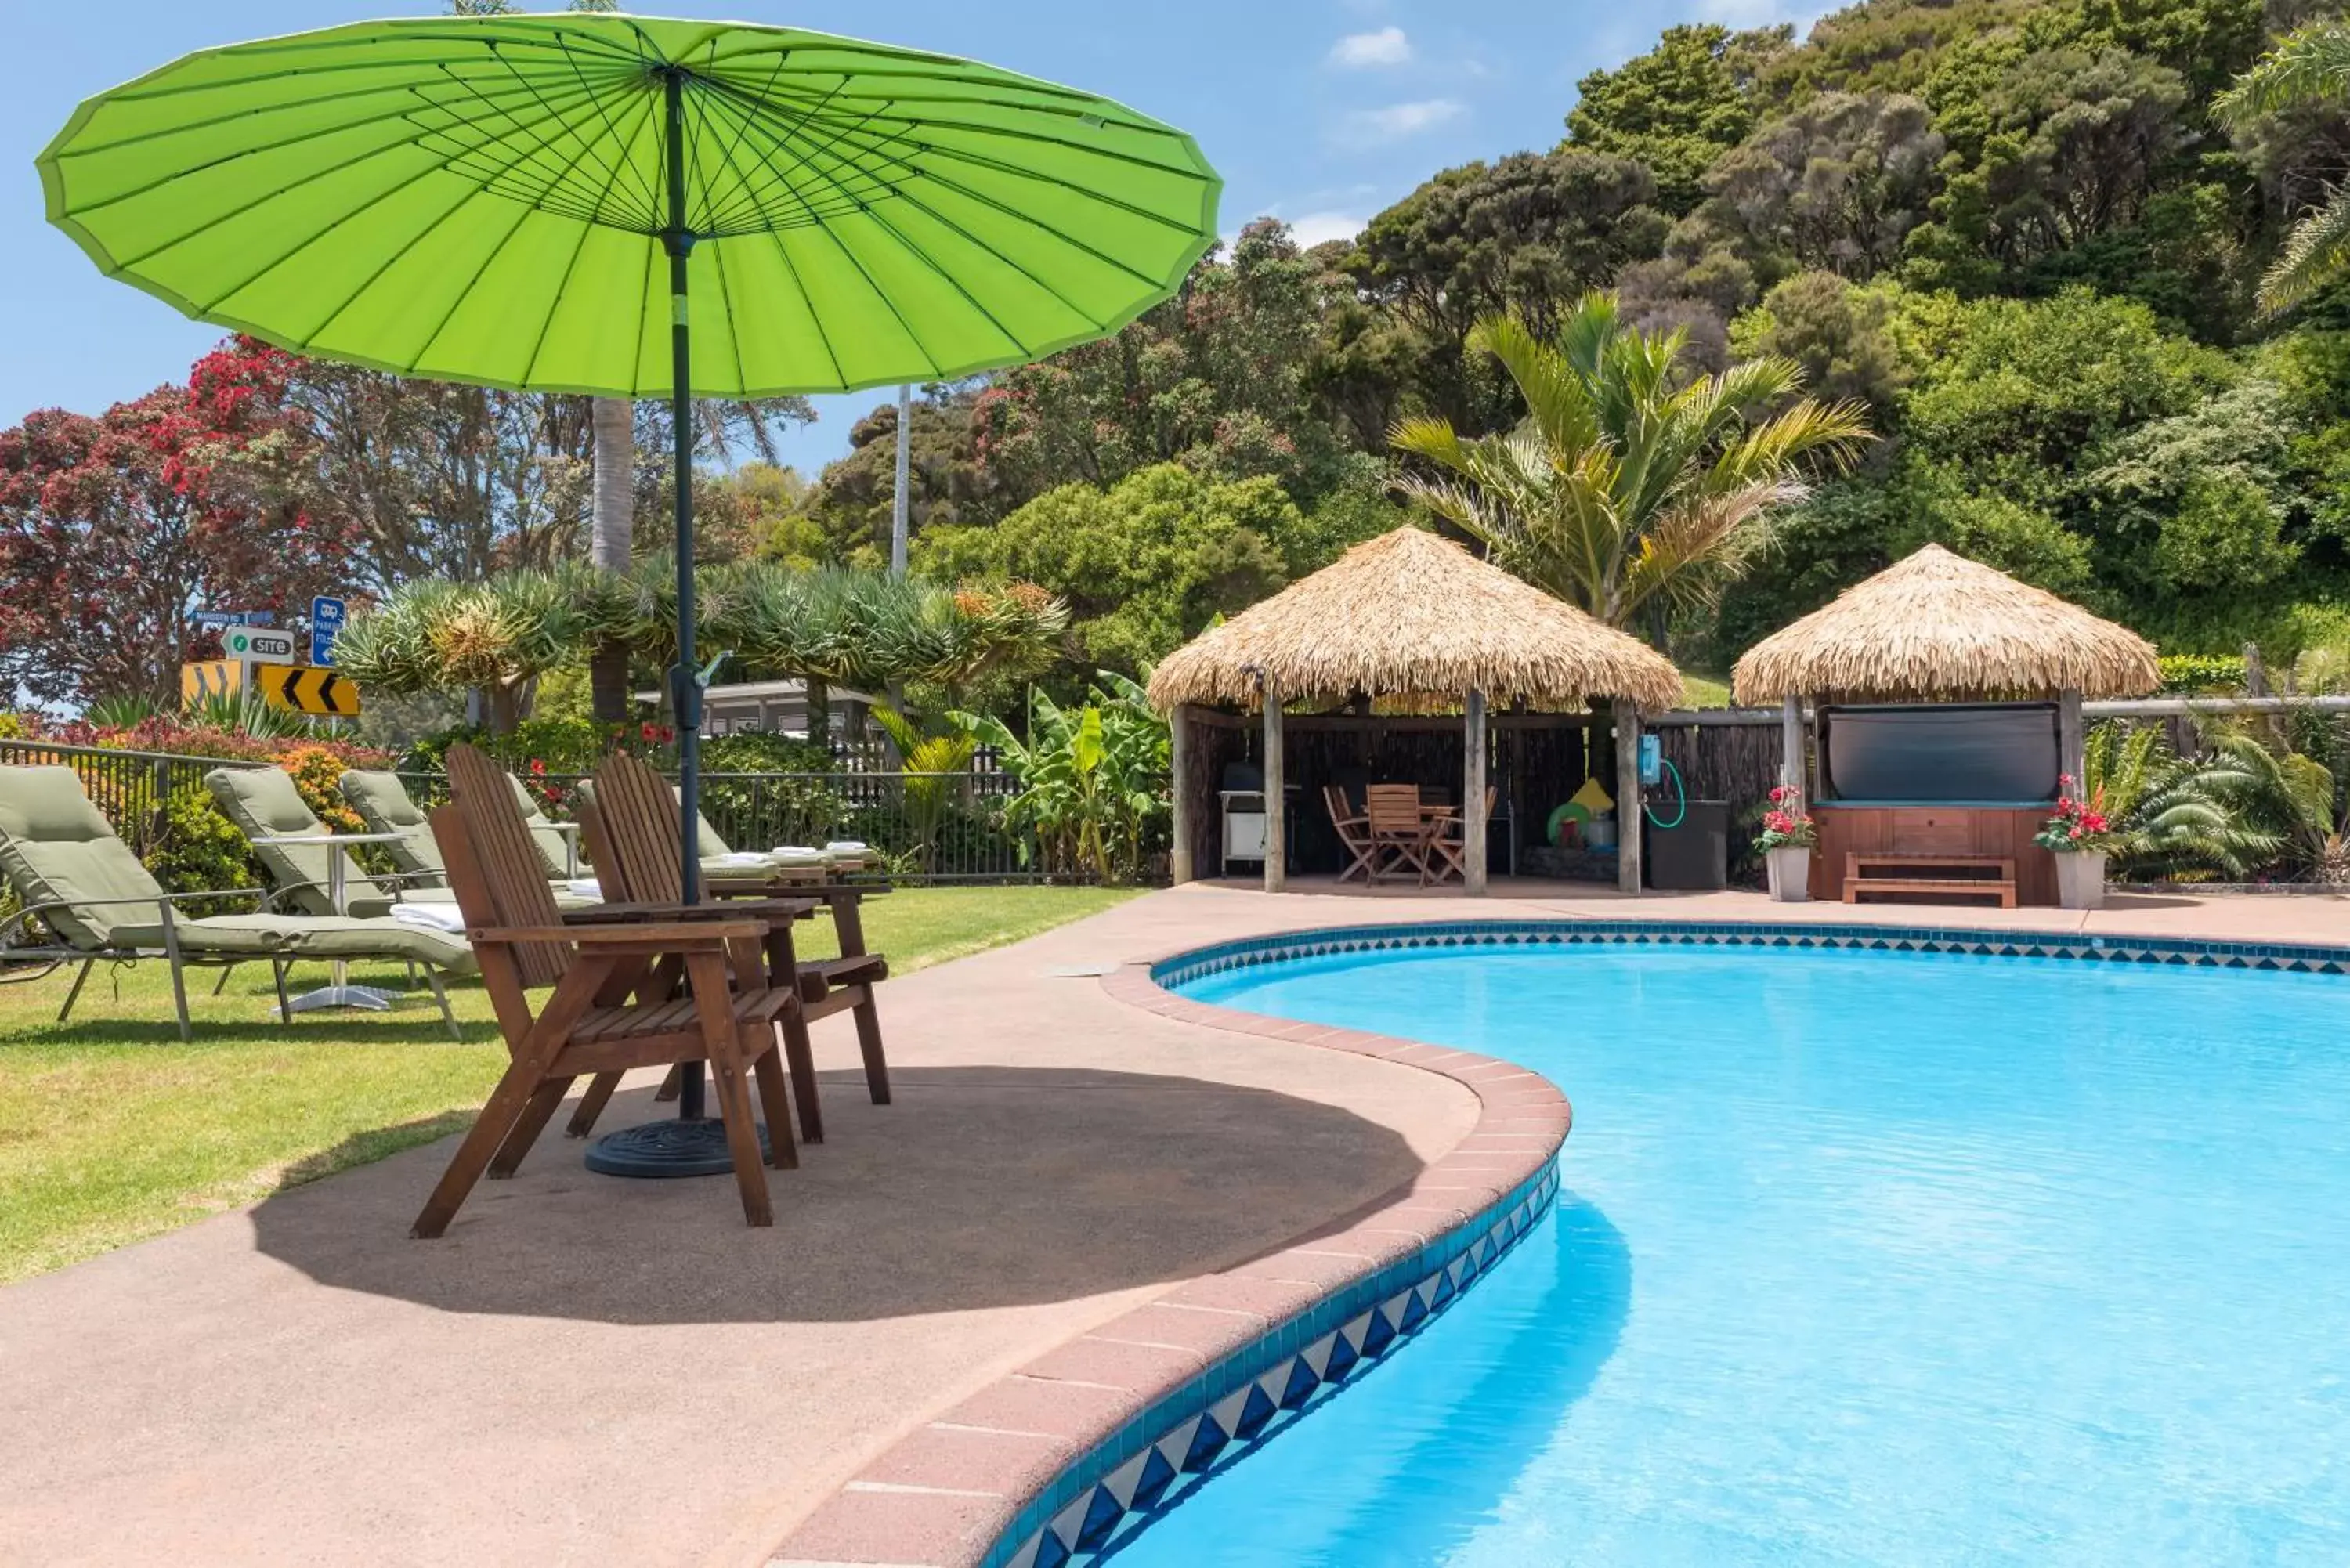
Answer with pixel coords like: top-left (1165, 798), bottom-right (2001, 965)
top-left (584, 1117), bottom-right (770, 1178)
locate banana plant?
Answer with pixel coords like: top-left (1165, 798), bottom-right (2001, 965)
top-left (955, 671), bottom-right (1168, 883)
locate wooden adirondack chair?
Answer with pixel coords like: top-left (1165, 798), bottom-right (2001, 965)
top-left (566, 750), bottom-right (891, 1146)
top-left (409, 744), bottom-right (801, 1237)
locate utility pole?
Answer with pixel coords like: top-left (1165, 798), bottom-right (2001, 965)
top-left (891, 384), bottom-right (911, 577)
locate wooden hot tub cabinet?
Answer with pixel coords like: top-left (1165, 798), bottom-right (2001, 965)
top-left (1810, 802), bottom-right (2058, 906)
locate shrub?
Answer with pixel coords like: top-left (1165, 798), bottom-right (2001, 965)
top-left (2157, 652), bottom-right (2247, 693)
top-left (145, 785), bottom-right (261, 914)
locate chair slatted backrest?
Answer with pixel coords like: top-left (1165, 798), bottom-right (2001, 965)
top-left (592, 750), bottom-right (692, 907)
top-left (1365, 784), bottom-right (1424, 838)
top-left (441, 743), bottom-right (570, 988)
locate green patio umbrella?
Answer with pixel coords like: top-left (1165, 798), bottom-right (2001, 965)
top-left (40, 12), bottom-right (1218, 1169)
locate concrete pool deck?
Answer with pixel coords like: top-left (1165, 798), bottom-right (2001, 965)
top-left (5, 882), bottom-right (2349, 1567)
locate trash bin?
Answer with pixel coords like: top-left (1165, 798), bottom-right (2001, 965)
top-left (1645, 800), bottom-right (1729, 891)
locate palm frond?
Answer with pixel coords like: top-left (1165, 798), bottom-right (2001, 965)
top-left (2260, 190), bottom-right (2350, 312)
top-left (2216, 23), bottom-right (2350, 124)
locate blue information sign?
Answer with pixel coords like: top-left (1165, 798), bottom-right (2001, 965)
top-left (309, 595), bottom-right (347, 667)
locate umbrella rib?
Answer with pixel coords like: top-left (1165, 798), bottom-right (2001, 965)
top-left (400, 195), bottom-right (544, 376)
top-left (102, 24), bottom-right (649, 103)
top-left (696, 78), bottom-right (1190, 285)
top-left (428, 60), bottom-right (660, 233)
top-left (696, 50), bottom-right (795, 233)
top-left (700, 88), bottom-right (1034, 359)
top-left (550, 37), bottom-right (667, 231)
top-left (118, 76), bottom-right (620, 287)
top-left (56, 69), bottom-right (590, 220)
top-left (695, 78), bottom-right (883, 237)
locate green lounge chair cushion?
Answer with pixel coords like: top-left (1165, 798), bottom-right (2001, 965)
top-left (574, 775), bottom-right (736, 858)
top-left (339, 769), bottom-right (443, 882)
top-left (0, 765), bottom-right (175, 948)
top-left (205, 766), bottom-right (394, 918)
top-left (108, 912), bottom-right (479, 974)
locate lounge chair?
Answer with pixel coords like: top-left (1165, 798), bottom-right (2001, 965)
top-left (573, 775), bottom-right (870, 883)
top-left (408, 743), bottom-right (803, 1237)
top-left (0, 766), bottom-right (472, 1039)
top-left (342, 768), bottom-right (595, 907)
top-left (569, 749), bottom-right (890, 1145)
top-left (204, 765), bottom-right (407, 917)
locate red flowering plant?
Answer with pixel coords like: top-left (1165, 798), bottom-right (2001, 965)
top-left (1752, 784), bottom-right (1819, 852)
top-left (2037, 774), bottom-right (2117, 854)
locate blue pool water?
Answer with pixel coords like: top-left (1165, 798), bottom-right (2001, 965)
top-left (1114, 941), bottom-right (2350, 1566)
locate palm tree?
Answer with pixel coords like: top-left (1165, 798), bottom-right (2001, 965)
top-left (2217, 24), bottom-right (2350, 312)
top-left (2083, 724), bottom-right (2281, 880)
top-left (587, 397), bottom-right (635, 720)
top-left (1390, 292), bottom-right (1871, 630)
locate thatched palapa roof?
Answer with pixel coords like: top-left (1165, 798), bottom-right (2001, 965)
top-left (1146, 527), bottom-right (1683, 712)
top-left (1731, 544), bottom-right (2158, 703)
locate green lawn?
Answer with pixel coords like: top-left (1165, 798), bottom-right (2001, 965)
top-left (0, 885), bottom-right (1138, 1284)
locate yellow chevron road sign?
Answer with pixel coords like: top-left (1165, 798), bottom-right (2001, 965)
top-left (180, 659), bottom-right (242, 704)
top-left (256, 662), bottom-right (361, 717)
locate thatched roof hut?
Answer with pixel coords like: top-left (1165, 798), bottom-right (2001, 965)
top-left (1731, 544), bottom-right (2158, 704)
top-left (1148, 526), bottom-right (1683, 712)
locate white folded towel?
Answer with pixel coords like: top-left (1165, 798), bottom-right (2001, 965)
top-left (391, 902), bottom-right (468, 934)
top-left (825, 840), bottom-right (868, 853)
top-left (771, 846), bottom-right (826, 860)
top-left (710, 851), bottom-right (771, 868)
top-left (565, 879), bottom-right (602, 900)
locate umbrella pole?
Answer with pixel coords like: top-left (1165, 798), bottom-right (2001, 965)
top-left (584, 67), bottom-right (771, 1181)
top-left (666, 68), bottom-right (707, 1126)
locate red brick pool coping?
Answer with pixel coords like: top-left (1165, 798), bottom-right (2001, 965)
top-left (768, 949), bottom-right (1572, 1568)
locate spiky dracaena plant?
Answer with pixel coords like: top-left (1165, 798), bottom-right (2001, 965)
top-left (2218, 24), bottom-right (2350, 312)
top-left (1390, 293), bottom-right (1871, 629)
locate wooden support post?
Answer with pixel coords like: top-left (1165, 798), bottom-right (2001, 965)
top-left (1616, 702), bottom-right (1643, 894)
top-left (2058, 688), bottom-right (2085, 797)
top-left (1262, 685), bottom-right (1286, 894)
top-left (1170, 705), bottom-right (1195, 884)
top-left (1464, 689), bottom-right (1488, 896)
top-left (1781, 695), bottom-right (1805, 796)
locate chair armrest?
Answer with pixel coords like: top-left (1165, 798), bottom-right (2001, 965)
top-left (473, 920), bottom-right (764, 948)
top-left (564, 899), bottom-right (818, 923)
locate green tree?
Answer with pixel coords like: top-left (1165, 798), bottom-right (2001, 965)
top-left (1390, 293), bottom-right (1871, 629)
top-left (918, 465), bottom-right (1303, 676)
top-left (1566, 24), bottom-right (1791, 214)
top-left (1695, 92), bottom-right (1946, 281)
top-left (2216, 22), bottom-right (2350, 310)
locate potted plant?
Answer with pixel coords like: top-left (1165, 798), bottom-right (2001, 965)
top-left (2038, 774), bottom-right (2114, 909)
top-left (1755, 785), bottom-right (1819, 902)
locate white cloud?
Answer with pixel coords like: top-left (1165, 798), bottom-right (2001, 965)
top-left (1330, 27), bottom-right (1412, 68)
top-left (1336, 99), bottom-right (1464, 146)
top-left (1286, 211), bottom-right (1368, 247)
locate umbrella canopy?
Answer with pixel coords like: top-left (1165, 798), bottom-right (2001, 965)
top-left (38, 13), bottom-right (1220, 397)
top-left (1731, 544), bottom-right (2159, 703)
top-left (1147, 528), bottom-right (1685, 712)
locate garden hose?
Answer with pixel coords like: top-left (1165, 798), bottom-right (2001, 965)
top-left (1644, 757), bottom-right (1688, 830)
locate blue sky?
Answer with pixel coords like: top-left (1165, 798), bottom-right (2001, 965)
top-left (5, 0), bottom-right (1828, 475)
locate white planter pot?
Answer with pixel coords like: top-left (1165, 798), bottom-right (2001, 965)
top-left (1766, 844), bottom-right (1813, 903)
top-left (2055, 850), bottom-right (2109, 910)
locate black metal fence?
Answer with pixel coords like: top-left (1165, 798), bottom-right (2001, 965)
top-left (396, 766), bottom-right (1047, 884)
top-left (0, 738), bottom-right (1051, 885)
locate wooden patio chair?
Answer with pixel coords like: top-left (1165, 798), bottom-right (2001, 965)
top-left (1364, 784), bottom-right (1434, 885)
top-left (566, 750), bottom-right (891, 1147)
top-left (1323, 785), bottom-right (1376, 883)
top-left (1423, 787), bottom-right (1498, 885)
top-left (408, 743), bottom-right (801, 1237)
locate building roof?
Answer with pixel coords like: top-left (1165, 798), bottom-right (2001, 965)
top-left (1731, 544), bottom-right (2160, 703)
top-left (1145, 526), bottom-right (1684, 712)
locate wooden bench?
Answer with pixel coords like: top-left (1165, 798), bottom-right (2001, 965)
top-left (1842, 853), bottom-right (2017, 909)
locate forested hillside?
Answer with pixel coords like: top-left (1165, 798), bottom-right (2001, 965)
top-left (862, 0), bottom-right (2350, 677)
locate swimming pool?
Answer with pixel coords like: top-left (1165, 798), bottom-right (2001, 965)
top-left (1113, 936), bottom-right (2350, 1566)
